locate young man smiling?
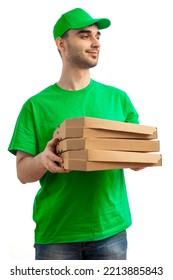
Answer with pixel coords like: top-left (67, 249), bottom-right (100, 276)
top-left (8, 8), bottom-right (140, 260)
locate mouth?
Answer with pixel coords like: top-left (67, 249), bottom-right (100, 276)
top-left (87, 49), bottom-right (99, 54)
top-left (86, 50), bottom-right (99, 57)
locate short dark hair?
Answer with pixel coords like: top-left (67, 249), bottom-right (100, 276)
top-left (61, 31), bottom-right (69, 39)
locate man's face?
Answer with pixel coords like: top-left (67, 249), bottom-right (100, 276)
top-left (62, 24), bottom-right (101, 69)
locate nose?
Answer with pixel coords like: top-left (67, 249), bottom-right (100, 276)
top-left (91, 37), bottom-right (100, 48)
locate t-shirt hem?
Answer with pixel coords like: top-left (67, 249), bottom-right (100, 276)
top-left (34, 223), bottom-right (132, 244)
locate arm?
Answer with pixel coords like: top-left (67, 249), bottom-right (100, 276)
top-left (16, 138), bottom-right (67, 184)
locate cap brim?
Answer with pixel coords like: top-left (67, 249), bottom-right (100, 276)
top-left (94, 18), bottom-right (111, 29)
top-left (72, 18), bottom-right (111, 31)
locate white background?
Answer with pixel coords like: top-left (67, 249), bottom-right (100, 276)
top-left (0, 0), bottom-right (173, 277)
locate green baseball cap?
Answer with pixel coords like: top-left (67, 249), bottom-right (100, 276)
top-left (53, 8), bottom-right (111, 40)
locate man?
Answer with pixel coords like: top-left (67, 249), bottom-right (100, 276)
top-left (8, 7), bottom-right (140, 260)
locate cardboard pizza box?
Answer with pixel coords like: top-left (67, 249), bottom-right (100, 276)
top-left (60, 117), bottom-right (157, 136)
top-left (61, 158), bottom-right (162, 171)
top-left (61, 149), bottom-right (162, 164)
top-left (56, 127), bottom-right (157, 140)
top-left (57, 138), bottom-right (160, 153)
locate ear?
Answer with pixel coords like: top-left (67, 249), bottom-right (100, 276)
top-left (55, 37), bottom-right (65, 52)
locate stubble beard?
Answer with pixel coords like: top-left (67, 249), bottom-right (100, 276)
top-left (66, 45), bottom-right (99, 69)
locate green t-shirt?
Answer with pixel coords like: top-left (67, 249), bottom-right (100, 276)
top-left (8, 79), bottom-right (139, 244)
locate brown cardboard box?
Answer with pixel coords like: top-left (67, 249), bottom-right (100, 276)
top-left (57, 138), bottom-right (160, 153)
top-left (62, 158), bottom-right (162, 171)
top-left (54, 117), bottom-right (162, 171)
top-left (56, 127), bottom-right (157, 140)
top-left (61, 150), bottom-right (162, 164)
top-left (55, 117), bottom-right (158, 140)
top-left (61, 117), bottom-right (157, 135)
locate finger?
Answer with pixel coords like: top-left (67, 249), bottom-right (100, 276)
top-left (47, 138), bottom-right (59, 150)
top-left (47, 161), bottom-right (67, 173)
top-left (64, 169), bottom-right (70, 173)
top-left (46, 149), bottom-right (62, 163)
top-left (131, 167), bottom-right (146, 171)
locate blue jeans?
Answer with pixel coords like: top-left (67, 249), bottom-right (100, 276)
top-left (34, 230), bottom-right (127, 260)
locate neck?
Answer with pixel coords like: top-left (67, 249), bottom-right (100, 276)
top-left (57, 67), bottom-right (91, 91)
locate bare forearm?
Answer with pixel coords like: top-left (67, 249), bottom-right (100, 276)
top-left (17, 152), bottom-right (47, 184)
top-left (16, 138), bottom-right (68, 184)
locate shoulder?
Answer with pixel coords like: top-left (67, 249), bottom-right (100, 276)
top-left (31, 84), bottom-right (56, 100)
top-left (23, 84), bottom-right (57, 107)
top-left (93, 80), bottom-right (128, 97)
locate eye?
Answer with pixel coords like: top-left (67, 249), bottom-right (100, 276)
top-left (80, 35), bottom-right (89, 39)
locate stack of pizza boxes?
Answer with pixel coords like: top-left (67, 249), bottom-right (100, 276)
top-left (54, 117), bottom-right (162, 171)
